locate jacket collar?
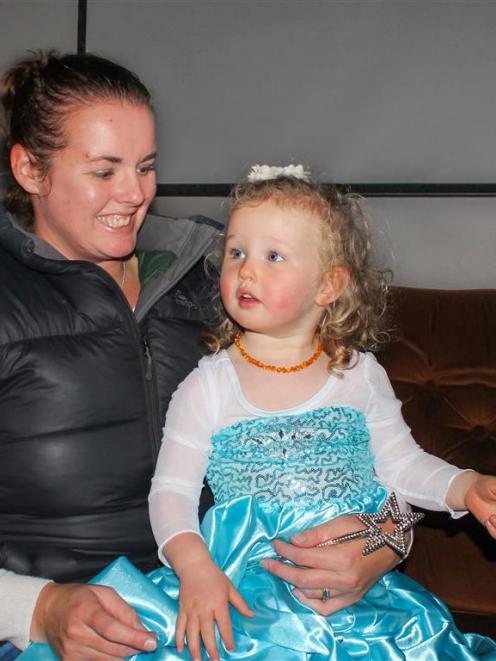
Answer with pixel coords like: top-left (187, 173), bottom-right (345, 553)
top-left (0, 204), bottom-right (221, 320)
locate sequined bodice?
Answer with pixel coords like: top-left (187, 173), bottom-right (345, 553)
top-left (206, 406), bottom-right (381, 511)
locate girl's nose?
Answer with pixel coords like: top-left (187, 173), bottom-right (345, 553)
top-left (239, 257), bottom-right (256, 281)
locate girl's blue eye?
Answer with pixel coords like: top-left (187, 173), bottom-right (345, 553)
top-left (230, 248), bottom-right (245, 260)
top-left (268, 251), bottom-right (283, 262)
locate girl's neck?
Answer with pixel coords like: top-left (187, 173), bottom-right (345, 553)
top-left (228, 343), bottom-right (330, 412)
top-left (227, 331), bottom-right (331, 411)
top-left (239, 331), bottom-right (320, 367)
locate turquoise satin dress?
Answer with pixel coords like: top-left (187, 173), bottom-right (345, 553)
top-left (21, 407), bottom-right (496, 660)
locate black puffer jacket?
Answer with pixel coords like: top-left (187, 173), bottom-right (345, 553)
top-left (0, 207), bottom-right (220, 582)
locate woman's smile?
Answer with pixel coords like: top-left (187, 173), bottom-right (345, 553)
top-left (96, 213), bottom-right (134, 229)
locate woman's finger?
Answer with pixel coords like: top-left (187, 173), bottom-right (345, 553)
top-left (261, 557), bottom-right (340, 591)
top-left (289, 514), bottom-right (365, 548)
top-left (295, 588), bottom-right (335, 600)
top-left (90, 608), bottom-right (154, 653)
top-left (272, 537), bottom-right (361, 572)
top-left (292, 588), bottom-right (360, 617)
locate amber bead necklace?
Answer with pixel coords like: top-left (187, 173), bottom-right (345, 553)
top-left (234, 333), bottom-right (322, 374)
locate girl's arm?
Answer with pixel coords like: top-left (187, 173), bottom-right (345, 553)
top-left (366, 354), bottom-right (496, 536)
top-left (366, 355), bottom-right (472, 515)
top-left (149, 366), bottom-right (253, 659)
top-left (165, 533), bottom-right (253, 660)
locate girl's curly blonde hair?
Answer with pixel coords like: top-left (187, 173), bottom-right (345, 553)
top-left (202, 173), bottom-right (391, 372)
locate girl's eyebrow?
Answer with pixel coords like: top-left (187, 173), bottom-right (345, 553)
top-left (225, 233), bottom-right (291, 247)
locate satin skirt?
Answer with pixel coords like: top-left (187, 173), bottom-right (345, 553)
top-left (20, 495), bottom-right (496, 660)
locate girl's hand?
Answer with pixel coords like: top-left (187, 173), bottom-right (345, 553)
top-left (465, 474), bottom-right (496, 538)
top-left (175, 559), bottom-right (253, 661)
top-left (262, 514), bottom-right (401, 616)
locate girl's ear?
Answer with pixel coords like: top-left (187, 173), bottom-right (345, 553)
top-left (315, 267), bottom-right (350, 307)
top-left (10, 144), bottom-right (45, 195)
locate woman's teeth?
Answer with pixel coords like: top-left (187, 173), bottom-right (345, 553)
top-left (97, 214), bottom-right (131, 228)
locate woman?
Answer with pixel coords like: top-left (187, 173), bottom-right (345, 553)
top-left (0, 52), bottom-right (400, 661)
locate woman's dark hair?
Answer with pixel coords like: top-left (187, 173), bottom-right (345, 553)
top-left (1, 50), bottom-right (152, 229)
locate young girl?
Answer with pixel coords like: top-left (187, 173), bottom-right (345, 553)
top-left (21, 166), bottom-right (496, 661)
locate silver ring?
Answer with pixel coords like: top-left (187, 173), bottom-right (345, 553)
top-left (322, 588), bottom-right (331, 602)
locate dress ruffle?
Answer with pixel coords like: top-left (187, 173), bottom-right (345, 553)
top-left (20, 494), bottom-right (496, 660)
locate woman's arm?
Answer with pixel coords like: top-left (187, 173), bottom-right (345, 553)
top-left (0, 570), bottom-right (50, 649)
top-left (30, 583), bottom-right (157, 660)
top-left (0, 570), bottom-right (156, 660)
top-left (262, 514), bottom-right (401, 615)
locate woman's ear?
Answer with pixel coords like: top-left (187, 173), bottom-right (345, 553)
top-left (315, 267), bottom-right (350, 307)
top-left (10, 144), bottom-right (45, 195)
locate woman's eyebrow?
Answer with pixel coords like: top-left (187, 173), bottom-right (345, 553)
top-left (87, 151), bottom-right (157, 163)
top-left (141, 151), bottom-right (157, 162)
top-left (87, 155), bottom-right (122, 163)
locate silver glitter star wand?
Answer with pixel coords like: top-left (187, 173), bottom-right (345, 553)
top-left (316, 493), bottom-right (424, 559)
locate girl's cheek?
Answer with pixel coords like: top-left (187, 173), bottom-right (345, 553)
top-left (219, 272), bottom-right (232, 306)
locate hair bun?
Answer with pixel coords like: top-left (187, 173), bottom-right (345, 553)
top-left (1, 51), bottom-right (59, 135)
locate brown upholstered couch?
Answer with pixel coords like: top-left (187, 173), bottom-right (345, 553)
top-left (377, 287), bottom-right (496, 638)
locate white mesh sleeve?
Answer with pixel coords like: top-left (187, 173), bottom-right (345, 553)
top-left (365, 356), bottom-right (470, 517)
top-left (149, 365), bottom-right (213, 564)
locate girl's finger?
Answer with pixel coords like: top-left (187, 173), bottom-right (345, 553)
top-left (214, 604), bottom-right (235, 652)
top-left (199, 615), bottom-right (220, 660)
top-left (229, 586), bottom-right (254, 618)
top-left (186, 618), bottom-right (202, 661)
top-left (175, 610), bottom-right (187, 653)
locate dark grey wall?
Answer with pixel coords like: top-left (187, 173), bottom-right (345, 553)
top-left (0, 1), bottom-right (77, 72)
top-left (1, 0), bottom-right (494, 288)
top-left (87, 0), bottom-right (496, 185)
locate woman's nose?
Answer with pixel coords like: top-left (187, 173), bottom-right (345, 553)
top-left (117, 171), bottom-right (146, 206)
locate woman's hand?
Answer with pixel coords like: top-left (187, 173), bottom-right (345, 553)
top-left (261, 514), bottom-right (401, 615)
top-left (465, 474), bottom-right (496, 538)
top-left (31, 582), bottom-right (157, 660)
top-left (175, 559), bottom-right (253, 661)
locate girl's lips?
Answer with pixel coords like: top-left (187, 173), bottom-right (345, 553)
top-left (237, 292), bottom-right (260, 308)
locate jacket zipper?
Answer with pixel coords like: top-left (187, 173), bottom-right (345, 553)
top-left (143, 336), bottom-right (153, 381)
top-left (140, 333), bottom-right (162, 460)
